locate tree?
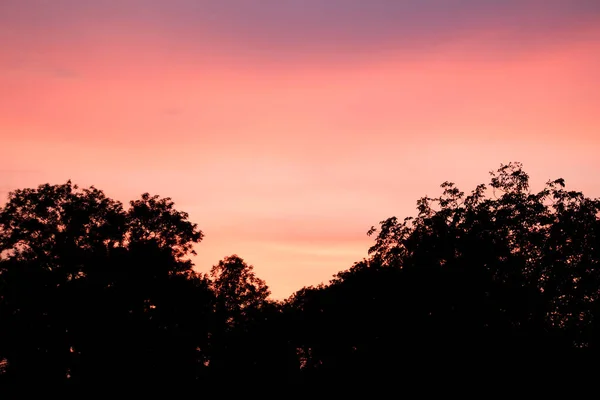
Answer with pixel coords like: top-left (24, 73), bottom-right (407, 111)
top-left (285, 263), bottom-right (406, 381)
top-left (207, 255), bottom-right (294, 380)
top-left (285, 162), bottom-right (600, 381)
top-left (366, 162), bottom-right (600, 356)
top-left (126, 193), bottom-right (203, 262)
top-left (0, 181), bottom-right (125, 383)
top-left (0, 181), bottom-right (212, 384)
top-left (0, 181), bottom-right (125, 275)
top-left (209, 255), bottom-right (270, 324)
top-left (2, 162), bottom-right (599, 384)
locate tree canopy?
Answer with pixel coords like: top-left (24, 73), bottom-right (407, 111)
top-left (1, 162), bottom-right (599, 384)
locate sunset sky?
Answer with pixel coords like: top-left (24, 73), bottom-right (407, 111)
top-left (1, 0), bottom-right (599, 298)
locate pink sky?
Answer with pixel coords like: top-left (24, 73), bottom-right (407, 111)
top-left (1, 1), bottom-right (600, 298)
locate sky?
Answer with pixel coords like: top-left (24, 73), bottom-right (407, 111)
top-left (1, 0), bottom-right (599, 298)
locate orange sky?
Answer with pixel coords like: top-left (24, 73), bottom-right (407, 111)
top-left (1, 1), bottom-right (600, 298)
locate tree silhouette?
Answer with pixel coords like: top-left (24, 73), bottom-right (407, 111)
top-left (286, 162), bottom-right (600, 378)
top-left (0, 182), bottom-right (212, 384)
top-left (126, 193), bottom-right (203, 261)
top-left (1, 162), bottom-right (599, 384)
top-left (367, 162), bottom-right (600, 353)
top-left (209, 255), bottom-right (270, 324)
top-left (207, 255), bottom-right (297, 381)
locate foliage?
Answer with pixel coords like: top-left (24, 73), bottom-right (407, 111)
top-left (0, 182), bottom-right (209, 383)
top-left (1, 162), bottom-right (599, 383)
top-left (209, 254), bottom-right (270, 322)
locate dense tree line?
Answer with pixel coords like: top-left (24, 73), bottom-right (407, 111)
top-left (1, 162), bottom-right (599, 384)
